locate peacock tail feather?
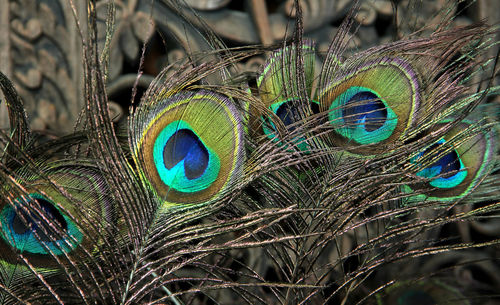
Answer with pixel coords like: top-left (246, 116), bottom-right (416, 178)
top-left (253, 40), bottom-right (319, 153)
top-left (129, 89), bottom-right (245, 210)
top-left (404, 119), bottom-right (497, 201)
top-left (0, 0), bottom-right (498, 303)
top-left (0, 163), bottom-right (113, 265)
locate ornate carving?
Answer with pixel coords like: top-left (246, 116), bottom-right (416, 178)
top-left (1, 0), bottom-right (494, 134)
top-left (7, 0), bottom-right (86, 131)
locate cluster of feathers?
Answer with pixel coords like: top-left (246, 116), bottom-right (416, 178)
top-left (0, 1), bottom-right (499, 304)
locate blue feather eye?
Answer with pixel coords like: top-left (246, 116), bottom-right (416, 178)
top-left (130, 90), bottom-right (245, 209)
top-left (328, 86), bottom-right (398, 145)
top-left (318, 57), bottom-right (420, 155)
top-left (406, 121), bottom-right (495, 201)
top-left (266, 99), bottom-right (320, 131)
top-left (162, 129), bottom-right (209, 179)
top-left (261, 99), bottom-right (320, 152)
top-left (412, 139), bottom-right (467, 189)
top-left (254, 41), bottom-right (318, 152)
top-left (273, 100), bottom-right (302, 130)
top-left (0, 194), bottom-right (82, 256)
top-left (0, 165), bottom-right (112, 269)
top-left (153, 121), bottom-right (220, 193)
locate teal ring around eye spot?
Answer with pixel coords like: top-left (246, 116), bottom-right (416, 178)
top-left (0, 193), bottom-right (82, 256)
top-left (328, 86), bottom-right (398, 145)
top-left (261, 99), bottom-right (319, 152)
top-left (413, 139), bottom-right (468, 189)
top-left (153, 120), bottom-right (221, 193)
top-left (261, 100), bottom-right (287, 135)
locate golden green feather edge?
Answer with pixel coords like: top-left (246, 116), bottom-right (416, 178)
top-left (0, 1), bottom-right (499, 304)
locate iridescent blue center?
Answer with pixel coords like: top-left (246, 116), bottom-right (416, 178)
top-left (342, 91), bottom-right (387, 132)
top-left (414, 139), bottom-right (467, 188)
top-left (153, 120), bottom-right (220, 193)
top-left (397, 290), bottom-right (436, 305)
top-left (329, 86), bottom-right (398, 144)
top-left (11, 198), bottom-right (67, 241)
top-left (273, 100), bottom-right (319, 131)
top-left (0, 194), bottom-right (82, 255)
top-left (261, 99), bottom-right (319, 152)
top-left (164, 129), bottom-right (209, 180)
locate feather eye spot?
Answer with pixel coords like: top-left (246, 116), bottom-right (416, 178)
top-left (261, 99), bottom-right (319, 152)
top-left (274, 100), bottom-right (320, 129)
top-left (131, 91), bottom-right (244, 207)
top-left (11, 197), bottom-right (68, 240)
top-left (264, 99), bottom-right (316, 132)
top-left (328, 86), bottom-right (398, 145)
top-left (153, 121), bottom-right (220, 193)
top-left (413, 139), bottom-right (467, 189)
top-left (318, 57), bottom-right (420, 154)
top-left (275, 101), bottom-right (301, 130)
top-left (163, 129), bottom-right (209, 180)
top-left (0, 194), bottom-right (83, 256)
top-left (343, 91), bottom-right (387, 132)
top-left (404, 121), bottom-right (495, 201)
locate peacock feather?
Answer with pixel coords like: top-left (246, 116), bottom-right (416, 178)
top-left (129, 89), bottom-right (245, 210)
top-left (405, 120), bottom-right (497, 201)
top-left (0, 0), bottom-right (498, 304)
top-left (318, 56), bottom-right (418, 150)
top-left (253, 40), bottom-right (318, 152)
top-left (0, 162), bottom-right (112, 265)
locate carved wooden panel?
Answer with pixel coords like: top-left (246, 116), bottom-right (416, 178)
top-left (1, 0), bottom-right (497, 133)
top-left (2, 0), bottom-right (87, 131)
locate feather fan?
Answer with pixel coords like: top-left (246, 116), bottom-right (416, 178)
top-left (0, 0), bottom-right (499, 304)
